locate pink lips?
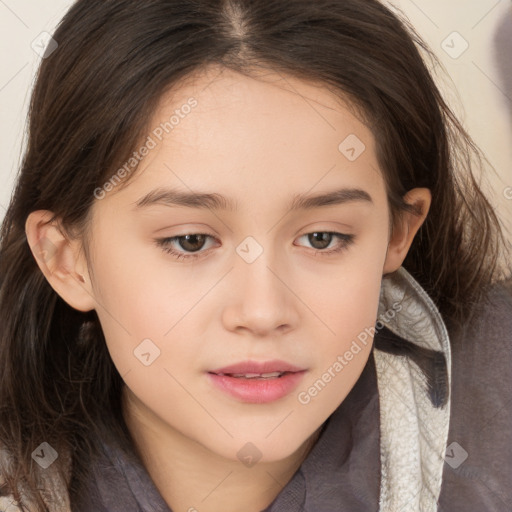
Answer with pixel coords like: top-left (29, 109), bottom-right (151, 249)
top-left (207, 359), bottom-right (307, 403)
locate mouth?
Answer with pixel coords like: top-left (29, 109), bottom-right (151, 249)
top-left (208, 359), bottom-right (306, 376)
top-left (207, 360), bottom-right (307, 403)
top-left (211, 371), bottom-right (292, 379)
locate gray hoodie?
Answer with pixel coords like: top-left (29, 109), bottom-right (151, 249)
top-left (2, 266), bottom-right (511, 512)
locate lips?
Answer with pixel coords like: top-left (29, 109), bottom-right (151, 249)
top-left (206, 359), bottom-right (307, 402)
top-left (224, 371), bottom-right (285, 379)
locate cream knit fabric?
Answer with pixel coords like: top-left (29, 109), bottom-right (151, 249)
top-left (374, 266), bottom-right (452, 512)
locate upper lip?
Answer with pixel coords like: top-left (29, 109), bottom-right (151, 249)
top-left (209, 359), bottom-right (306, 375)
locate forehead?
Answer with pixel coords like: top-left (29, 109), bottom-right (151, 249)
top-left (101, 64), bottom-right (385, 213)
top-left (154, 64), bottom-right (370, 151)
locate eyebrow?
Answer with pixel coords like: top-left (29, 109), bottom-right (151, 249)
top-left (132, 186), bottom-right (373, 212)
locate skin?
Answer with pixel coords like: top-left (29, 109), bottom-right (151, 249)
top-left (26, 64), bottom-right (431, 512)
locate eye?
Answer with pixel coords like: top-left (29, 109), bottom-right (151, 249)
top-left (154, 231), bottom-right (355, 261)
top-left (295, 232), bottom-right (355, 255)
top-left (155, 233), bottom-right (218, 261)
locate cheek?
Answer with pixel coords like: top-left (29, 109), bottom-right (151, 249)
top-left (306, 229), bottom-right (388, 341)
top-left (292, 282), bottom-right (380, 430)
top-left (85, 234), bottom-right (190, 374)
top-left (314, 271), bottom-right (381, 380)
top-left (92, 271), bottom-right (205, 378)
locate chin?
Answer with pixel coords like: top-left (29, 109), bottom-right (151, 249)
top-left (206, 431), bottom-right (314, 466)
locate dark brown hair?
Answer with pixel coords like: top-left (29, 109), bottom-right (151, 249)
top-left (1, 0), bottom-right (511, 509)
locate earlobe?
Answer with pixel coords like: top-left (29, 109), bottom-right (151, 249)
top-left (25, 210), bottom-right (96, 312)
top-left (382, 188), bottom-right (431, 275)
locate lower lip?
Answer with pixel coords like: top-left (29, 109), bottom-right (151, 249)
top-left (207, 371), bottom-right (307, 403)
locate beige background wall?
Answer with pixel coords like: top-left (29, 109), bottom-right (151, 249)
top-left (1, 1), bottom-right (511, 244)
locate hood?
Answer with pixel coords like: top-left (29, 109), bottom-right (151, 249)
top-left (374, 265), bottom-right (452, 511)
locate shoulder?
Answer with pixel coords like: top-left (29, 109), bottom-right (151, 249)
top-left (448, 277), bottom-right (512, 355)
top-left (439, 277), bottom-right (512, 510)
top-left (448, 277), bottom-right (512, 397)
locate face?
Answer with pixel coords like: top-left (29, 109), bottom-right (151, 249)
top-left (67, 65), bottom-right (396, 462)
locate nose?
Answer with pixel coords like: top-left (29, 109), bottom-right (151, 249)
top-left (221, 244), bottom-right (300, 337)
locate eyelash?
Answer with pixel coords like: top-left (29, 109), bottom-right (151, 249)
top-left (154, 231), bottom-right (355, 261)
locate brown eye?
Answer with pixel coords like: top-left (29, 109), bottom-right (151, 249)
top-left (175, 234), bottom-right (208, 252)
top-left (296, 232), bottom-right (355, 255)
top-left (155, 233), bottom-right (217, 261)
top-left (307, 232), bottom-right (333, 250)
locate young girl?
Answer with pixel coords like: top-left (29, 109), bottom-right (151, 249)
top-left (1, 1), bottom-right (511, 511)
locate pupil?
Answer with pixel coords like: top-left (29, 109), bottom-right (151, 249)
top-left (310, 232), bottom-right (331, 249)
top-left (181, 234), bottom-right (205, 252)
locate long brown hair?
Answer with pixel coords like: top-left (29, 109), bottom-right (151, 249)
top-left (1, 0), bottom-right (511, 509)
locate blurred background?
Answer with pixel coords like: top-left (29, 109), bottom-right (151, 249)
top-left (0, 0), bottom-right (511, 248)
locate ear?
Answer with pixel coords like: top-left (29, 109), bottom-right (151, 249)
top-left (25, 210), bottom-right (96, 312)
top-left (382, 188), bottom-right (431, 275)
